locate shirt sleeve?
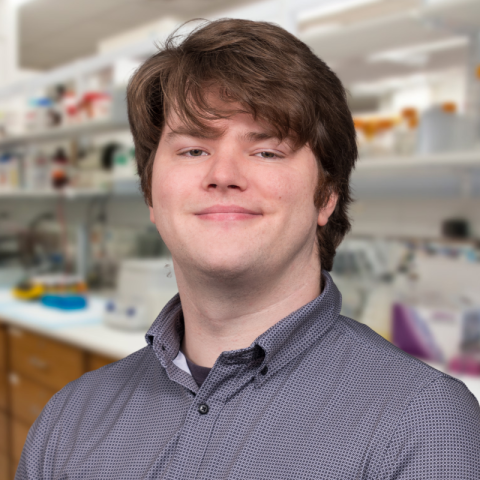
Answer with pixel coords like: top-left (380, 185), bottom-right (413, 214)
top-left (377, 375), bottom-right (480, 480)
top-left (14, 392), bottom-right (59, 480)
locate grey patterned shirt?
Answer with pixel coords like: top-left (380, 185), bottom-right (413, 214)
top-left (16, 272), bottom-right (480, 479)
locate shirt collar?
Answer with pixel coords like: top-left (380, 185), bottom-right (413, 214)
top-left (146, 270), bottom-right (342, 380)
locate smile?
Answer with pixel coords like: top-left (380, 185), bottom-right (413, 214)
top-left (195, 205), bottom-right (262, 221)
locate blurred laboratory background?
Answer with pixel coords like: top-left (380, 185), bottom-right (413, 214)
top-left (1, 0), bottom-right (480, 477)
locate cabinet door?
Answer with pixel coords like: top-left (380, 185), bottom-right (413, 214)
top-left (11, 418), bottom-right (29, 468)
top-left (0, 370), bottom-right (6, 413)
top-left (0, 411), bottom-right (6, 455)
top-left (8, 328), bottom-right (85, 391)
top-left (9, 374), bottom-right (55, 427)
top-left (0, 452), bottom-right (9, 480)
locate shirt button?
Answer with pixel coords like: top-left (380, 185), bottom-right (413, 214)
top-left (260, 366), bottom-right (268, 375)
top-left (198, 404), bottom-right (209, 415)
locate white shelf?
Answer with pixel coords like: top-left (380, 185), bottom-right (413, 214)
top-left (352, 149), bottom-right (480, 199)
top-left (301, 11), bottom-right (452, 64)
top-left (299, 0), bottom-right (475, 83)
top-left (356, 149), bottom-right (480, 171)
top-left (0, 185), bottom-right (142, 199)
top-left (0, 188), bottom-right (108, 199)
top-left (423, 0), bottom-right (480, 30)
top-left (0, 117), bottom-right (130, 150)
top-left (0, 39), bottom-right (157, 101)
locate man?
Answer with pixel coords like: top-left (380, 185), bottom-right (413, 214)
top-left (17, 19), bottom-right (480, 480)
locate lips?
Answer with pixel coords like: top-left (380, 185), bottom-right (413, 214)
top-left (195, 205), bottom-right (262, 220)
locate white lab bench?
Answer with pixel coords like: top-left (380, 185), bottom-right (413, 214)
top-left (0, 290), bottom-right (147, 360)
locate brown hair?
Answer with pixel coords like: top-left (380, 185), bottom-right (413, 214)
top-left (127, 18), bottom-right (357, 271)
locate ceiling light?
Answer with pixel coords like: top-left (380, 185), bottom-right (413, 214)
top-left (298, 0), bottom-right (382, 23)
top-left (368, 36), bottom-right (468, 65)
top-left (9, 0), bottom-right (35, 6)
top-left (350, 68), bottom-right (464, 96)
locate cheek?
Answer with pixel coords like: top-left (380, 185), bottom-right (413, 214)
top-left (257, 165), bottom-right (316, 212)
top-left (151, 163), bottom-right (189, 212)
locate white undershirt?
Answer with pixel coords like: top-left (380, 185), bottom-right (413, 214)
top-left (172, 350), bottom-right (192, 375)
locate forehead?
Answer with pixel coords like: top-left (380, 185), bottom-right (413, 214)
top-left (161, 89), bottom-right (304, 150)
top-left (162, 109), bottom-right (298, 150)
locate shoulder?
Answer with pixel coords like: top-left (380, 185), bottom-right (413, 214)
top-left (317, 313), bottom-right (478, 416)
top-left (333, 313), bottom-right (448, 382)
top-left (40, 345), bottom-right (170, 441)
top-left (326, 316), bottom-right (480, 478)
top-left (51, 345), bottom-right (162, 415)
top-left (15, 346), bottom-right (162, 478)
top-left (376, 374), bottom-right (480, 479)
top-left (68, 345), bottom-right (155, 383)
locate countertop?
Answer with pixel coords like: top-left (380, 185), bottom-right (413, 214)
top-left (0, 290), bottom-right (148, 360)
top-left (1, 290), bottom-right (479, 402)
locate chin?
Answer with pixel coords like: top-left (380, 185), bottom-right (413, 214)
top-left (192, 249), bottom-right (260, 281)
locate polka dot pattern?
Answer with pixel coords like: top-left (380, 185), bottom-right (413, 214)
top-left (15, 272), bottom-right (480, 479)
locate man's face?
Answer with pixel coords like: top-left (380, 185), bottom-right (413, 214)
top-left (149, 109), bottom-right (333, 283)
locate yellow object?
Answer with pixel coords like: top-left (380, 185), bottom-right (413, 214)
top-left (13, 282), bottom-right (45, 301)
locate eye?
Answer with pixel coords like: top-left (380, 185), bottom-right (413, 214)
top-left (256, 151), bottom-right (282, 159)
top-left (183, 149), bottom-right (207, 157)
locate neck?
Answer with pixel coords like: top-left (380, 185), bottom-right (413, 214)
top-left (174, 253), bottom-right (322, 368)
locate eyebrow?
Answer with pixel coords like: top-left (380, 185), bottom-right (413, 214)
top-left (239, 131), bottom-right (279, 143)
top-left (166, 128), bottom-right (280, 143)
top-left (165, 127), bottom-right (222, 141)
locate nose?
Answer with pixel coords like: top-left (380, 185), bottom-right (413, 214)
top-left (201, 149), bottom-right (248, 193)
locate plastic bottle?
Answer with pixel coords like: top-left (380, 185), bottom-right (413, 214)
top-left (394, 107), bottom-right (418, 155)
top-left (51, 148), bottom-right (69, 189)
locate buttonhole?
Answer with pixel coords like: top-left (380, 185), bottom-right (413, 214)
top-left (260, 366), bottom-right (268, 376)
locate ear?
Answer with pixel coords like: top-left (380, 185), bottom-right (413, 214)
top-left (317, 192), bottom-right (338, 227)
top-left (149, 205), bottom-right (156, 224)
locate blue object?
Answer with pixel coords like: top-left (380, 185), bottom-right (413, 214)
top-left (41, 294), bottom-right (87, 310)
top-left (36, 97), bottom-right (54, 107)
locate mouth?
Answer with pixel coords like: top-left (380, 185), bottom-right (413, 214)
top-left (195, 205), bottom-right (262, 221)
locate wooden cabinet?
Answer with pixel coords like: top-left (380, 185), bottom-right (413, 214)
top-left (8, 328), bottom-right (84, 392)
top-left (0, 411), bottom-right (7, 455)
top-left (9, 374), bottom-right (55, 427)
top-left (11, 418), bottom-right (29, 468)
top-left (0, 371), bottom-right (6, 414)
top-left (0, 327), bottom-right (7, 413)
top-left (0, 327), bottom-right (6, 372)
top-left (0, 322), bottom-right (117, 479)
top-left (0, 453), bottom-right (9, 480)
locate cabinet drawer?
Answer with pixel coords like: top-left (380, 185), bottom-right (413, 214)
top-left (0, 411), bottom-right (6, 455)
top-left (9, 374), bottom-right (55, 427)
top-left (11, 418), bottom-right (29, 466)
top-left (0, 452), bottom-right (9, 480)
top-left (8, 328), bottom-right (84, 391)
top-left (87, 352), bottom-right (116, 372)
